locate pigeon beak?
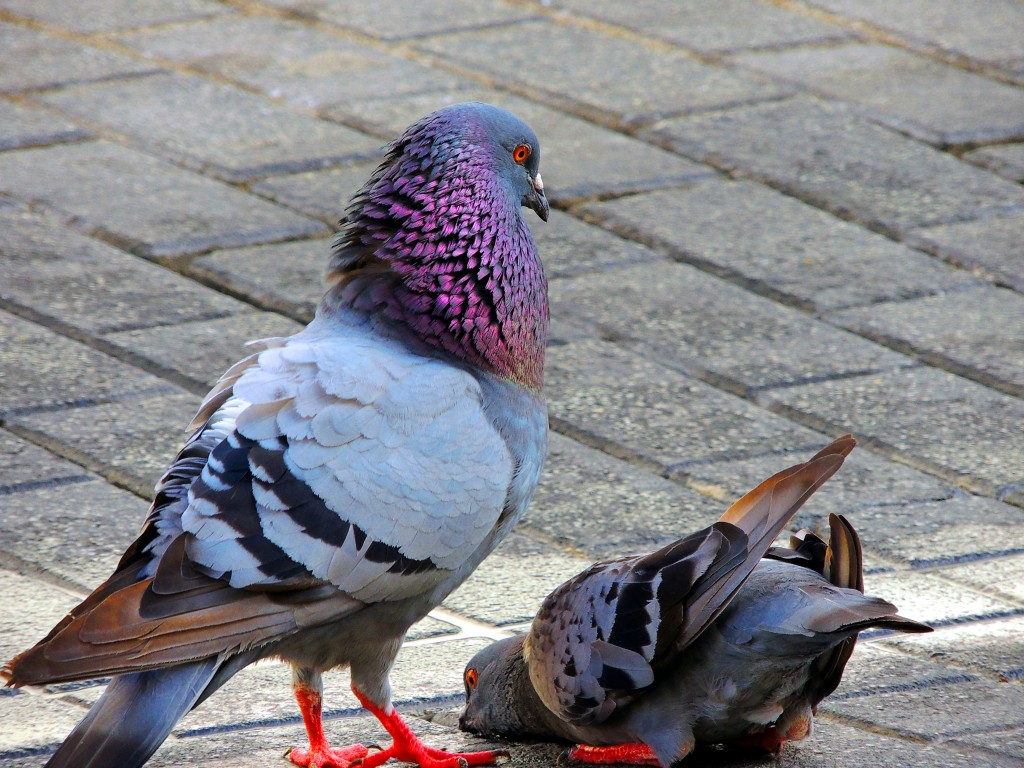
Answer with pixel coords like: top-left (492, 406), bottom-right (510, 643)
top-left (524, 172), bottom-right (549, 222)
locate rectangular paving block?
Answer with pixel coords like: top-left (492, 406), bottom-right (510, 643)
top-left (103, 311), bottom-right (305, 391)
top-left (882, 616), bottom-right (1024, 681)
top-left (865, 570), bottom-right (1019, 627)
top-left (965, 142), bottom-right (1024, 182)
top-left (38, 74), bottom-right (380, 182)
top-left (328, 88), bottom-right (715, 203)
top-left (732, 42), bottom-right (1024, 146)
top-left (528, 433), bottom-right (722, 559)
top-left (954, 726), bottom-right (1024, 764)
top-left (804, 0), bottom-right (1024, 76)
top-left (550, 261), bottom-right (913, 392)
top-left (939, 554), bottom-right (1024, 604)
top-left (0, 0), bottom-right (229, 33)
top-left (905, 211), bottom-right (1024, 293)
top-left (648, 96), bottom-right (1024, 234)
top-left (115, 15), bottom-right (469, 112)
top-left (0, 692), bottom-right (91, 758)
top-left (442, 532), bottom-right (591, 626)
top-left (188, 238), bottom-right (330, 322)
top-left (822, 676), bottom-right (1024, 741)
top-left (0, 100), bottom-right (89, 152)
top-left (0, 570), bottom-right (82, 665)
top-left (0, 429), bottom-right (93, 495)
top-left (553, 0), bottom-right (852, 54)
top-left (251, 162), bottom-right (383, 224)
top-left (830, 643), bottom-right (977, 700)
top-left (763, 366), bottom-right (1024, 501)
top-left (1, 208), bottom-right (247, 334)
top-left (0, 141), bottom-right (326, 258)
top-left (0, 310), bottom-right (171, 415)
top-left (417, 20), bottom-right (790, 123)
top-left (257, 0), bottom-right (534, 40)
top-left (11, 389), bottom-right (202, 494)
top-left (0, 479), bottom-right (149, 590)
top-left (532, 212), bottom-right (668, 280)
top-left (831, 287), bottom-right (1024, 397)
top-left (546, 339), bottom-right (823, 471)
top-left (0, 22), bottom-right (159, 94)
top-left (580, 180), bottom-right (980, 311)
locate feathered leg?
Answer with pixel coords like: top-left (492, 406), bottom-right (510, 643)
top-left (43, 658), bottom-right (220, 768)
top-left (353, 687), bottom-right (508, 768)
top-left (288, 667), bottom-right (370, 768)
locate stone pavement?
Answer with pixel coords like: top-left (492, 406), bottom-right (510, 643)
top-left (1, 0), bottom-right (1022, 765)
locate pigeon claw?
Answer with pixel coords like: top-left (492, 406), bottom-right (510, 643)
top-left (564, 743), bottom-right (662, 766)
top-left (288, 742), bottom-right (370, 768)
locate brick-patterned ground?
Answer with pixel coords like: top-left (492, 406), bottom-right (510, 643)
top-left (1, 1), bottom-right (1022, 766)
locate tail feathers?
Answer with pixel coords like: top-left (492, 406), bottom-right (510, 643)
top-left (44, 658), bottom-right (220, 768)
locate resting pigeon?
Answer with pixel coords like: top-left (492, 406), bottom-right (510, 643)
top-left (459, 436), bottom-right (931, 766)
top-left (4, 102), bottom-right (550, 768)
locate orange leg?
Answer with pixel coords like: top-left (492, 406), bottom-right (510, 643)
top-left (289, 681), bottom-right (371, 768)
top-left (565, 743), bottom-right (662, 766)
top-left (353, 687), bottom-right (509, 768)
top-left (730, 727), bottom-right (786, 756)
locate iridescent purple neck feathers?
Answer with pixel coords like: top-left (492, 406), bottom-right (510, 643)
top-left (325, 104), bottom-right (549, 390)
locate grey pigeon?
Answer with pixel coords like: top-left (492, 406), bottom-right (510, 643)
top-left (4, 102), bottom-right (550, 768)
top-left (460, 436), bottom-right (931, 766)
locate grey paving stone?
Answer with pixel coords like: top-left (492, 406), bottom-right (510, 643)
top-left (906, 211), bottom-right (1024, 293)
top-left (551, 261), bottom-right (913, 392)
top-left (883, 616), bottom-right (1024, 681)
top-left (115, 15), bottom-right (469, 111)
top-left (528, 433), bottom-right (722, 559)
top-left (532, 212), bottom-right (667, 280)
top-left (0, 310), bottom-right (170, 415)
top-left (733, 43), bottom-right (1024, 146)
top-left (863, 570), bottom-right (1019, 627)
top-left (1, 209), bottom-right (246, 334)
top-left (804, 0), bottom-right (1024, 75)
top-left (546, 339), bottom-right (822, 471)
top-left (0, 479), bottom-right (148, 590)
top-left (0, 141), bottom-right (326, 258)
top-left (0, 692), bottom-right (88, 757)
top-left (763, 367), bottom-right (1024, 501)
top-left (940, 554), bottom-right (1024, 604)
top-left (551, 0), bottom-right (852, 54)
top-left (0, 0), bottom-right (229, 33)
top-left (0, 22), bottom-right (160, 94)
top-left (0, 570), bottom-right (81, 665)
top-left (0, 100), bottom-right (89, 152)
top-left (831, 287), bottom-right (1024, 395)
top-left (252, 161), bottom-right (382, 224)
top-left (580, 180), bottom-right (980, 311)
top-left (416, 20), bottom-right (790, 123)
top-left (954, 726), bottom-right (1024, 763)
top-left (11, 389), bottom-right (202, 494)
top-left (830, 643), bottom-right (978, 700)
top-left (442, 532), bottom-right (591, 626)
top-left (257, 0), bottom-right (533, 40)
top-left (0, 430), bottom-right (92, 494)
top-left (38, 74), bottom-right (380, 182)
top-left (103, 311), bottom-right (304, 390)
top-left (188, 238), bottom-right (329, 322)
top-left (329, 88), bottom-right (714, 203)
top-left (965, 142), bottom-right (1024, 183)
top-left (648, 96), bottom-right (1024, 234)
top-left (822, 675), bottom-right (1024, 741)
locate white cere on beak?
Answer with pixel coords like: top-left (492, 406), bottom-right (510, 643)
top-left (533, 173), bottom-right (544, 193)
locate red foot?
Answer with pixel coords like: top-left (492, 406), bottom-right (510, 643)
top-left (290, 681), bottom-right (371, 767)
top-left (730, 728), bottom-right (786, 756)
top-left (353, 688), bottom-right (508, 768)
top-left (564, 743), bottom-right (662, 766)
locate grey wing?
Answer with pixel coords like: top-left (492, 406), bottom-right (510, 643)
top-left (525, 524), bottom-right (745, 726)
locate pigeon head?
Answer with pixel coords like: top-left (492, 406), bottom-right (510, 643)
top-left (327, 102), bottom-right (550, 390)
top-left (460, 635), bottom-right (562, 739)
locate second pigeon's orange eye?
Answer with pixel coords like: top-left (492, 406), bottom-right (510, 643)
top-left (465, 668), bottom-right (479, 688)
top-left (512, 144), bottom-right (531, 164)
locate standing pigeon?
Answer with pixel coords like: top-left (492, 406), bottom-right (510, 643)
top-left (460, 436), bottom-right (932, 766)
top-left (4, 102), bottom-right (550, 768)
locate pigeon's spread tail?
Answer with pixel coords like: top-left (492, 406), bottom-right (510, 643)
top-left (43, 658), bottom-right (219, 768)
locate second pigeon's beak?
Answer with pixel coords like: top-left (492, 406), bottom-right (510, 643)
top-left (524, 173), bottom-right (549, 222)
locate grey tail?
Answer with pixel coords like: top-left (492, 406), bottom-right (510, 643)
top-left (44, 658), bottom-right (220, 768)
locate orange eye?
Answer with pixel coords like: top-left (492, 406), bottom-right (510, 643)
top-left (465, 668), bottom-right (479, 689)
top-left (512, 144), bottom-right (531, 164)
